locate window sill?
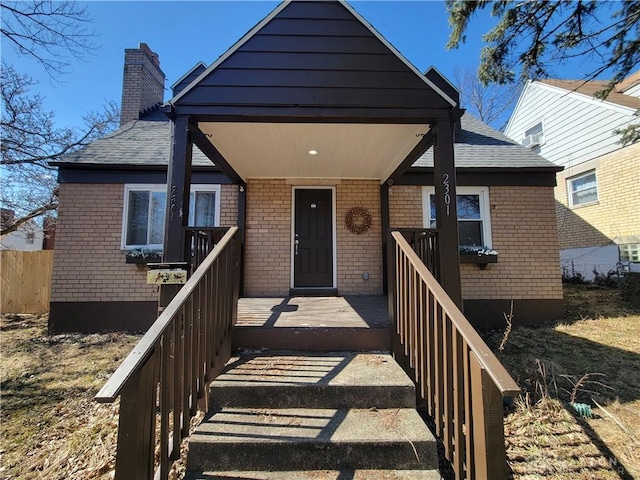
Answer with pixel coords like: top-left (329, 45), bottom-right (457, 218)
top-left (569, 200), bottom-right (599, 210)
top-left (460, 253), bottom-right (498, 270)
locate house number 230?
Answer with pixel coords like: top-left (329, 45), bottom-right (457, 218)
top-left (442, 174), bottom-right (451, 216)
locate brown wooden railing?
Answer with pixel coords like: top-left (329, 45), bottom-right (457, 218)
top-left (96, 226), bottom-right (241, 480)
top-left (388, 231), bottom-right (520, 480)
top-left (184, 227), bottom-right (229, 271)
top-left (395, 228), bottom-right (440, 282)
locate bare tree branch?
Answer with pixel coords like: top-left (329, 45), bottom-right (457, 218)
top-left (454, 66), bottom-right (522, 131)
top-left (0, 199), bottom-right (57, 236)
top-left (0, 0), bottom-right (97, 79)
top-left (1, 63), bottom-right (119, 235)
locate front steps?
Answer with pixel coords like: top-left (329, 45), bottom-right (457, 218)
top-left (185, 352), bottom-right (439, 479)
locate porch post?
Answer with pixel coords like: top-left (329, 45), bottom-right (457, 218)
top-left (163, 115), bottom-right (193, 262)
top-left (160, 115), bottom-right (193, 313)
top-left (433, 118), bottom-right (462, 308)
top-left (380, 182), bottom-right (390, 294)
top-left (237, 183), bottom-right (247, 296)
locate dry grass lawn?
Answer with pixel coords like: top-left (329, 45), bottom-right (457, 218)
top-left (1, 283), bottom-right (638, 479)
top-left (0, 314), bottom-right (140, 479)
top-left (483, 284), bottom-right (640, 480)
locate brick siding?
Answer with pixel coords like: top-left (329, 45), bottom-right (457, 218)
top-left (51, 182), bottom-right (237, 303)
top-left (243, 179), bottom-right (383, 296)
top-left (53, 180), bottom-right (562, 305)
top-left (220, 184), bottom-right (239, 227)
top-left (389, 185), bottom-right (563, 300)
top-left (51, 184), bottom-right (156, 302)
top-left (336, 180), bottom-right (382, 295)
top-left (243, 179), bottom-right (292, 296)
top-left (555, 143), bottom-right (640, 249)
top-left (389, 185), bottom-right (423, 227)
top-left (464, 186), bottom-right (563, 300)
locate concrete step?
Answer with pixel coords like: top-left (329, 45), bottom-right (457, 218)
top-left (185, 469), bottom-right (443, 479)
top-left (210, 352), bottom-right (416, 410)
top-left (187, 407), bottom-right (437, 472)
top-left (187, 351), bottom-right (439, 477)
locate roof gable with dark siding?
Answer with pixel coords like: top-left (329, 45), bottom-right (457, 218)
top-left (171, 62), bottom-right (207, 97)
top-left (171, 0), bottom-right (454, 119)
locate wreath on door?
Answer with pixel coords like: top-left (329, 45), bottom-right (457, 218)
top-left (345, 207), bottom-right (372, 235)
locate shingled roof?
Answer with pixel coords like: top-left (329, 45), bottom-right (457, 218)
top-left (50, 110), bottom-right (212, 168)
top-left (415, 114), bottom-right (559, 169)
top-left (539, 78), bottom-right (639, 110)
top-left (52, 110), bottom-right (558, 172)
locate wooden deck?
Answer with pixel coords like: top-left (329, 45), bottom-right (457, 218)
top-left (234, 296), bottom-right (390, 351)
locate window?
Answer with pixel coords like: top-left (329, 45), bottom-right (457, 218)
top-left (422, 187), bottom-right (492, 247)
top-left (522, 122), bottom-right (544, 148)
top-left (568, 170), bottom-right (598, 207)
top-left (122, 184), bottom-right (220, 249)
top-left (26, 232), bottom-right (35, 244)
top-left (620, 244), bottom-right (640, 263)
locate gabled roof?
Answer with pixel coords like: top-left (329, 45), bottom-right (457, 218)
top-left (50, 110), bottom-right (211, 168)
top-left (171, 62), bottom-right (207, 97)
top-left (415, 114), bottom-right (559, 169)
top-left (52, 110), bottom-right (557, 171)
top-left (169, 0), bottom-right (456, 119)
top-left (538, 78), bottom-right (639, 110)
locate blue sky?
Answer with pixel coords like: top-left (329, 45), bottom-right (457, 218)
top-left (3, 0), bottom-right (614, 129)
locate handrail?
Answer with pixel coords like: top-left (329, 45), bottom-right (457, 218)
top-left (96, 226), bottom-right (241, 480)
top-left (184, 227), bottom-right (228, 271)
top-left (394, 228), bottom-right (440, 282)
top-left (96, 227), bottom-right (239, 402)
top-left (389, 230), bottom-right (520, 480)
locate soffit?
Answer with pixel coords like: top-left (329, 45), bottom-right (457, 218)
top-left (199, 122), bottom-right (430, 181)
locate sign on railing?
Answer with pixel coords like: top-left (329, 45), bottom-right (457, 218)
top-left (96, 227), bottom-right (241, 480)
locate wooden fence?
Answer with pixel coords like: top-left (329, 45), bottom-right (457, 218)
top-left (0, 250), bottom-right (54, 314)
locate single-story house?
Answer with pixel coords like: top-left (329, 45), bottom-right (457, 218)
top-left (49, 0), bottom-right (564, 334)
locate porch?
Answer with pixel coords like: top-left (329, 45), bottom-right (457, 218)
top-left (97, 228), bottom-right (520, 480)
top-left (96, 2), bottom-right (517, 478)
top-left (234, 295), bottom-right (390, 351)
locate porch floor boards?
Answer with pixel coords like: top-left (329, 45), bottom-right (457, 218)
top-left (233, 296), bottom-right (391, 351)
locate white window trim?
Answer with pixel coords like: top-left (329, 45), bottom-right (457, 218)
top-left (567, 170), bottom-right (598, 208)
top-left (121, 183), bottom-right (221, 250)
top-left (422, 186), bottom-right (493, 248)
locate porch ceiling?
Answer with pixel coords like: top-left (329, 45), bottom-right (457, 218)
top-left (198, 122), bottom-right (430, 182)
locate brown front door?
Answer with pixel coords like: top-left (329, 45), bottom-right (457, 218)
top-left (294, 188), bottom-right (333, 288)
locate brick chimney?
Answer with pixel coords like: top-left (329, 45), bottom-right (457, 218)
top-left (119, 43), bottom-right (166, 126)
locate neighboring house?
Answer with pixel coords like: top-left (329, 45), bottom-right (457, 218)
top-left (49, 1), bottom-right (564, 333)
top-left (0, 209), bottom-right (45, 251)
top-left (505, 75), bottom-right (640, 281)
